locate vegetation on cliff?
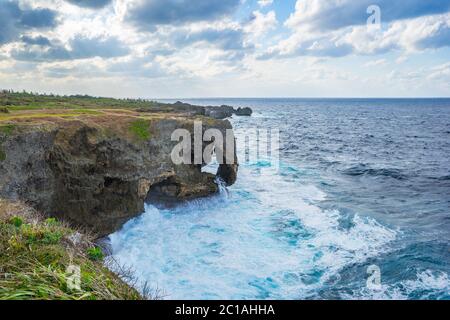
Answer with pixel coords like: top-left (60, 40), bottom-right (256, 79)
top-left (0, 90), bottom-right (165, 111)
top-left (0, 199), bottom-right (149, 300)
top-left (0, 90), bottom-right (238, 299)
top-left (0, 90), bottom-right (206, 115)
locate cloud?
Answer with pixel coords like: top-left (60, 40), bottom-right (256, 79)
top-left (125, 0), bottom-right (240, 30)
top-left (385, 62), bottom-right (450, 91)
top-left (414, 20), bottom-right (450, 49)
top-left (65, 0), bottom-right (112, 8)
top-left (43, 64), bottom-right (101, 79)
top-left (245, 10), bottom-right (277, 38)
top-left (20, 8), bottom-right (57, 28)
top-left (342, 13), bottom-right (450, 53)
top-left (173, 27), bottom-right (249, 52)
top-left (261, 2), bottom-right (450, 60)
top-left (258, 32), bottom-right (353, 59)
top-left (286, 0), bottom-right (450, 31)
top-left (70, 36), bottom-right (129, 58)
top-left (21, 35), bottom-right (52, 46)
top-left (258, 0), bottom-right (273, 8)
top-left (427, 62), bottom-right (450, 82)
top-left (2, 0), bottom-right (450, 97)
top-left (0, 0), bottom-right (58, 44)
top-left (0, 2), bottom-right (20, 44)
top-left (106, 57), bottom-right (167, 78)
top-left (364, 59), bottom-right (387, 67)
top-left (12, 35), bottom-right (129, 61)
top-left (40, 56), bottom-right (167, 79)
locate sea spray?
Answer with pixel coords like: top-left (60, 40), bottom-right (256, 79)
top-left (109, 157), bottom-right (397, 299)
top-left (110, 98), bottom-right (450, 300)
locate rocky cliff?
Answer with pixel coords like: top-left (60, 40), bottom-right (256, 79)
top-left (0, 107), bottom-right (238, 237)
top-left (204, 105), bottom-right (253, 119)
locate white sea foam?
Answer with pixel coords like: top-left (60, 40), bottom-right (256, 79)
top-left (109, 158), bottom-right (399, 299)
top-left (341, 270), bottom-right (450, 300)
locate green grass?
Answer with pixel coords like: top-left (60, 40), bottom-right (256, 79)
top-left (0, 124), bottom-right (15, 136)
top-left (0, 111), bottom-right (103, 122)
top-left (0, 206), bottom-right (145, 300)
top-left (129, 119), bottom-right (151, 141)
top-left (87, 247), bottom-right (104, 261)
top-left (0, 146), bottom-right (5, 162)
top-left (10, 216), bottom-right (23, 228)
top-left (0, 90), bottom-right (165, 111)
top-left (44, 217), bottom-right (58, 226)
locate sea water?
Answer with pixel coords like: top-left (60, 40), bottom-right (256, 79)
top-left (109, 98), bottom-right (450, 300)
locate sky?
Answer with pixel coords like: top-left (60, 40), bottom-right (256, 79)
top-left (0, 0), bottom-right (449, 98)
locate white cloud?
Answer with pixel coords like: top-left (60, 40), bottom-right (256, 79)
top-left (244, 10), bottom-right (277, 38)
top-left (1, 0), bottom-right (449, 97)
top-left (364, 59), bottom-right (387, 67)
top-left (428, 62), bottom-right (450, 82)
top-left (262, 12), bottom-right (450, 58)
top-left (285, 0), bottom-right (450, 31)
top-left (258, 0), bottom-right (273, 8)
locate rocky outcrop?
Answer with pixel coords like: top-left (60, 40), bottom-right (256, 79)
top-left (235, 107), bottom-right (253, 116)
top-left (205, 105), bottom-right (235, 119)
top-left (136, 102), bottom-right (253, 120)
top-left (205, 105), bottom-right (253, 119)
top-left (0, 113), bottom-right (238, 237)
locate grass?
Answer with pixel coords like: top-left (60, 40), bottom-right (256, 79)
top-left (0, 124), bottom-right (15, 135)
top-left (0, 91), bottom-right (221, 143)
top-left (129, 119), bottom-right (151, 141)
top-left (87, 247), bottom-right (104, 261)
top-left (0, 200), bottom-right (150, 300)
top-left (0, 111), bottom-right (102, 122)
top-left (0, 91), bottom-right (220, 300)
top-left (10, 216), bottom-right (23, 228)
top-left (0, 90), bottom-right (165, 111)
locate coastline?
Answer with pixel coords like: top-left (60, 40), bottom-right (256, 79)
top-left (0, 91), bottom-right (245, 299)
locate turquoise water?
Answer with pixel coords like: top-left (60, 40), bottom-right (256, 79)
top-left (109, 99), bottom-right (450, 300)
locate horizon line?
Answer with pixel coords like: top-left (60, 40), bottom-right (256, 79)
top-left (3, 90), bottom-right (450, 100)
top-left (153, 96), bottom-right (450, 100)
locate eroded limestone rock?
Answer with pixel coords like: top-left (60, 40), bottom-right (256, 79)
top-left (0, 115), bottom-right (238, 237)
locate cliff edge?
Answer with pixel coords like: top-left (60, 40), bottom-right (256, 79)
top-left (0, 93), bottom-right (238, 237)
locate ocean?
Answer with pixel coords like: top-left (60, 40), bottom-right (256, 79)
top-left (109, 98), bottom-right (450, 300)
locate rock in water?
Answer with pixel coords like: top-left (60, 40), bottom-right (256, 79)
top-left (204, 105), bottom-right (253, 119)
top-left (205, 105), bottom-right (235, 119)
top-left (235, 107), bottom-right (253, 116)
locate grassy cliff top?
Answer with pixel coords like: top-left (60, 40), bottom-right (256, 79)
top-left (0, 90), bottom-right (169, 111)
top-left (0, 199), bottom-right (153, 300)
top-left (0, 90), bottom-right (218, 143)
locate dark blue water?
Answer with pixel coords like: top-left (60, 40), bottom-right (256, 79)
top-left (110, 98), bottom-right (450, 300)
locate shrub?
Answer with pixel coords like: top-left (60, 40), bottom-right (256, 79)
top-left (0, 107), bottom-right (9, 113)
top-left (0, 124), bottom-right (15, 136)
top-left (9, 216), bottom-right (23, 228)
top-left (44, 218), bottom-right (58, 226)
top-left (0, 206), bottom-right (144, 300)
top-left (22, 224), bottom-right (43, 245)
top-left (129, 119), bottom-right (151, 141)
top-left (87, 247), bottom-right (104, 261)
top-left (42, 231), bottom-right (63, 245)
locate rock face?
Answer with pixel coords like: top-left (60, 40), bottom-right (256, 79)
top-left (235, 107), bottom-right (253, 116)
top-left (205, 105), bottom-right (235, 119)
top-left (0, 115), bottom-right (238, 237)
top-left (205, 105), bottom-right (253, 119)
